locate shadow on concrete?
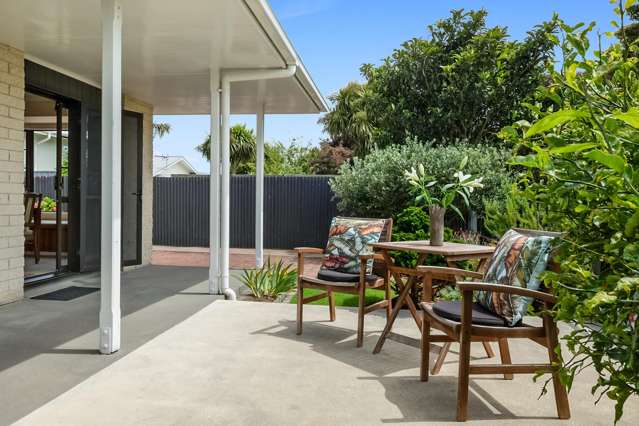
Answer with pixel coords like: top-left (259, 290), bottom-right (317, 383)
top-left (253, 317), bottom-right (557, 423)
top-left (0, 265), bottom-right (215, 426)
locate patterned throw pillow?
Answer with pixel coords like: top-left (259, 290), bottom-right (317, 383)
top-left (476, 229), bottom-right (555, 326)
top-left (321, 217), bottom-right (385, 275)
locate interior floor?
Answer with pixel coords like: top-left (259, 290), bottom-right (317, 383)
top-left (24, 254), bottom-right (67, 279)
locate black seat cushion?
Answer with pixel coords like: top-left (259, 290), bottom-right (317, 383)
top-left (432, 301), bottom-right (509, 327)
top-left (317, 269), bottom-right (380, 283)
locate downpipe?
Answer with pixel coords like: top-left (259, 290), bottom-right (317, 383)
top-left (218, 64), bottom-right (298, 301)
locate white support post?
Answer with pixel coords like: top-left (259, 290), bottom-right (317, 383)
top-left (209, 69), bottom-right (221, 294)
top-left (217, 64), bottom-right (296, 300)
top-left (220, 78), bottom-right (233, 298)
top-left (255, 103), bottom-right (265, 268)
top-left (99, 0), bottom-right (122, 355)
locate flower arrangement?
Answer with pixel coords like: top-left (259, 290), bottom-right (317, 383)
top-left (404, 156), bottom-right (483, 245)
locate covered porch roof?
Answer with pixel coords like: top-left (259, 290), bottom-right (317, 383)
top-left (0, 0), bottom-right (327, 114)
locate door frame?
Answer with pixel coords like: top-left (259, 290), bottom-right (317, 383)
top-left (121, 110), bottom-right (143, 267)
top-left (23, 87), bottom-right (80, 284)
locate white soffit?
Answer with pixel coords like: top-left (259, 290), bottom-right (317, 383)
top-left (0, 0), bottom-right (327, 115)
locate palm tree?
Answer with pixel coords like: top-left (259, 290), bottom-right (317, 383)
top-left (153, 122), bottom-right (172, 139)
top-left (196, 124), bottom-right (256, 174)
top-left (318, 81), bottom-right (375, 157)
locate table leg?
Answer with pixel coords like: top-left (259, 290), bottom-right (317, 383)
top-left (373, 272), bottom-right (417, 354)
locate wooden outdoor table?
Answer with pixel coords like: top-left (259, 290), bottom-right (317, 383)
top-left (370, 240), bottom-right (495, 358)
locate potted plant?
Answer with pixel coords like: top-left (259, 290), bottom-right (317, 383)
top-left (404, 157), bottom-right (483, 246)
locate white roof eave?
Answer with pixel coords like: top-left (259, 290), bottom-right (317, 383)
top-left (1, 0), bottom-right (327, 115)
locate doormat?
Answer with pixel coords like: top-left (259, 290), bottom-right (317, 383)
top-left (31, 286), bottom-right (100, 301)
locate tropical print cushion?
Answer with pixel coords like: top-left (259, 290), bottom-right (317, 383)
top-left (476, 229), bottom-right (555, 326)
top-left (320, 217), bottom-right (385, 275)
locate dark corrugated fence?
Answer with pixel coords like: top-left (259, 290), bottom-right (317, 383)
top-left (153, 175), bottom-right (339, 249)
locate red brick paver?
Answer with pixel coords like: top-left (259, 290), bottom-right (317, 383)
top-left (151, 247), bottom-right (322, 276)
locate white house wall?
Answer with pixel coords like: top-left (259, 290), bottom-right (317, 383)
top-left (156, 162), bottom-right (194, 177)
top-left (0, 43), bottom-right (24, 305)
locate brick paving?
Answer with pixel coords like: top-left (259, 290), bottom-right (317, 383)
top-left (151, 247), bottom-right (322, 276)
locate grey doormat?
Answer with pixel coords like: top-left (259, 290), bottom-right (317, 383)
top-left (31, 286), bottom-right (100, 301)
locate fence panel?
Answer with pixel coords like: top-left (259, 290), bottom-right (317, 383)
top-left (153, 175), bottom-right (339, 249)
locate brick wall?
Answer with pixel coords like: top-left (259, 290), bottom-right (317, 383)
top-left (123, 96), bottom-right (153, 266)
top-left (0, 44), bottom-right (24, 305)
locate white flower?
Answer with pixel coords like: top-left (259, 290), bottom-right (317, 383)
top-left (418, 163), bottom-right (425, 177)
top-left (454, 171), bottom-right (471, 182)
top-left (466, 177), bottom-right (484, 192)
top-left (404, 167), bottom-right (418, 182)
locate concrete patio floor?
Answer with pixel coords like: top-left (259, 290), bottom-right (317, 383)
top-left (0, 266), bottom-right (243, 425)
top-left (6, 287), bottom-right (638, 425)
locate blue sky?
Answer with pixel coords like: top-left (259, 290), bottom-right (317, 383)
top-left (154, 0), bottom-right (617, 173)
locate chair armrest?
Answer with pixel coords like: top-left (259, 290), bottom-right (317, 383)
top-left (295, 247), bottom-right (324, 278)
top-left (294, 247), bottom-right (324, 255)
top-left (417, 266), bottom-right (483, 279)
top-left (457, 282), bottom-right (556, 304)
top-left (359, 253), bottom-right (385, 262)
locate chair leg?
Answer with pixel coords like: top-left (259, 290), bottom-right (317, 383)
top-left (34, 231), bottom-right (40, 264)
top-left (356, 283), bottom-right (366, 347)
top-left (457, 292), bottom-right (473, 422)
top-left (432, 341), bottom-right (451, 375)
top-left (543, 314), bottom-right (571, 420)
top-left (482, 341), bottom-right (495, 358)
top-left (457, 334), bottom-right (471, 422)
top-left (420, 313), bottom-right (430, 382)
top-left (328, 289), bottom-right (336, 322)
top-left (296, 280), bottom-right (303, 335)
top-left (498, 338), bottom-right (513, 380)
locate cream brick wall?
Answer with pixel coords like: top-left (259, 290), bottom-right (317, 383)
top-left (0, 44), bottom-right (24, 305)
top-left (123, 96), bottom-right (153, 266)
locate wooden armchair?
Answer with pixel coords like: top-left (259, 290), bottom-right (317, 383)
top-left (24, 193), bottom-right (42, 264)
top-left (418, 230), bottom-right (570, 421)
top-left (296, 218), bottom-right (393, 347)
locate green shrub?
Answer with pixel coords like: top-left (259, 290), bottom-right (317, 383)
top-left (330, 140), bottom-right (513, 221)
top-left (483, 184), bottom-right (553, 238)
top-left (391, 207), bottom-right (430, 268)
top-left (502, 6), bottom-right (639, 421)
top-left (240, 259), bottom-right (297, 300)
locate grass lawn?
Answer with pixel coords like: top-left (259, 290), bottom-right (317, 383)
top-left (289, 288), bottom-right (394, 308)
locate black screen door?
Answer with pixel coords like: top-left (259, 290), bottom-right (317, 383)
top-left (121, 111), bottom-right (143, 266)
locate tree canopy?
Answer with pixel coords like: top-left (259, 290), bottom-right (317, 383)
top-left (324, 9), bottom-right (557, 151)
top-left (196, 124), bottom-right (257, 174)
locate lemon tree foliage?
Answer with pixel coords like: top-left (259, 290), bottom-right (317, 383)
top-left (501, 2), bottom-right (639, 421)
top-left (359, 9), bottom-right (556, 148)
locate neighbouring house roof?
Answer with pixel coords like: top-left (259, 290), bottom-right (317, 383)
top-left (153, 156), bottom-right (199, 177)
top-left (0, 0), bottom-right (327, 115)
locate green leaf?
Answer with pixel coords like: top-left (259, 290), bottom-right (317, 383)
top-left (613, 109), bottom-right (639, 129)
top-left (459, 155), bottom-right (468, 170)
top-left (584, 150), bottom-right (626, 174)
top-left (525, 110), bottom-right (589, 138)
top-left (549, 143), bottom-right (598, 154)
top-left (565, 63), bottom-right (583, 94)
top-left (625, 210), bottom-right (639, 237)
top-left (442, 191), bottom-right (455, 208)
top-left (448, 204), bottom-right (465, 221)
top-left (585, 291), bottom-right (617, 310)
